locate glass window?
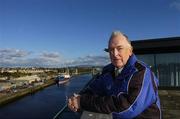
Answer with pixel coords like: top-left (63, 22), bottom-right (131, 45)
top-left (136, 54), bottom-right (155, 71)
top-left (137, 53), bottom-right (180, 87)
top-left (156, 53), bottom-right (180, 87)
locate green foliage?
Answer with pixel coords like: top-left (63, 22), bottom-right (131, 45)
top-left (77, 67), bottom-right (92, 74)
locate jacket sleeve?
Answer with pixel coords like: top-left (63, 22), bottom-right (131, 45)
top-left (80, 64), bottom-right (114, 95)
top-left (80, 68), bottom-right (157, 118)
top-left (80, 74), bottom-right (106, 96)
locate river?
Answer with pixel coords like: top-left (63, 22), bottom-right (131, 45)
top-left (0, 74), bottom-right (92, 119)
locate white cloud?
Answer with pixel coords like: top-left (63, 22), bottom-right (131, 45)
top-left (41, 52), bottom-right (60, 58)
top-left (170, 0), bottom-right (180, 11)
top-left (0, 48), bottom-right (30, 60)
top-left (0, 48), bottom-right (110, 67)
top-left (39, 52), bottom-right (62, 64)
top-left (64, 54), bottom-right (110, 67)
top-left (0, 48), bottom-right (63, 67)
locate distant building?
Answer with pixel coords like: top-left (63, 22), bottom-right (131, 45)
top-left (132, 37), bottom-right (180, 87)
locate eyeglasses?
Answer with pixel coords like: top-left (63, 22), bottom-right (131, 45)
top-left (105, 46), bottom-right (126, 54)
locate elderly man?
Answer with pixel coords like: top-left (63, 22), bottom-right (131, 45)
top-left (68, 31), bottom-right (161, 119)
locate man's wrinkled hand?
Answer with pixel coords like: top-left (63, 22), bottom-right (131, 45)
top-left (67, 93), bottom-right (81, 112)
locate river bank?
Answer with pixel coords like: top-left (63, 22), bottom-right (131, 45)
top-left (0, 79), bottom-right (55, 106)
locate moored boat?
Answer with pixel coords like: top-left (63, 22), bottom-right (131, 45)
top-left (55, 74), bottom-right (71, 85)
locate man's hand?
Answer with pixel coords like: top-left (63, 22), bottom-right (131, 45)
top-left (68, 93), bottom-right (81, 112)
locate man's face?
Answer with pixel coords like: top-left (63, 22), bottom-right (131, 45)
top-left (108, 35), bottom-right (132, 68)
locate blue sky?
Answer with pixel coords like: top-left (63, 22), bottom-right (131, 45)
top-left (0, 0), bottom-right (180, 67)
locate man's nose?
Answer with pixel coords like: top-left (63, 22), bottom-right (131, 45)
top-left (113, 48), bottom-right (119, 56)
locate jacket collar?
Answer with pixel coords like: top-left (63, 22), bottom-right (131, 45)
top-left (116, 54), bottom-right (137, 80)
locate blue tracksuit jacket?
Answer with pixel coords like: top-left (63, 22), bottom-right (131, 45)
top-left (80, 54), bottom-right (161, 119)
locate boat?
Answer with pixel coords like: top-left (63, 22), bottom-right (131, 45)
top-left (55, 74), bottom-right (71, 85)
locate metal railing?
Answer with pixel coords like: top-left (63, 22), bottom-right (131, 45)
top-left (52, 74), bottom-right (99, 119)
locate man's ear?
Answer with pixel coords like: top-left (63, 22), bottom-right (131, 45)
top-left (128, 49), bottom-right (132, 56)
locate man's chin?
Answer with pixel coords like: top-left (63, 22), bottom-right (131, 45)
top-left (113, 63), bottom-right (123, 68)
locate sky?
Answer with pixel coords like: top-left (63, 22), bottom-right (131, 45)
top-left (0, 0), bottom-right (180, 67)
